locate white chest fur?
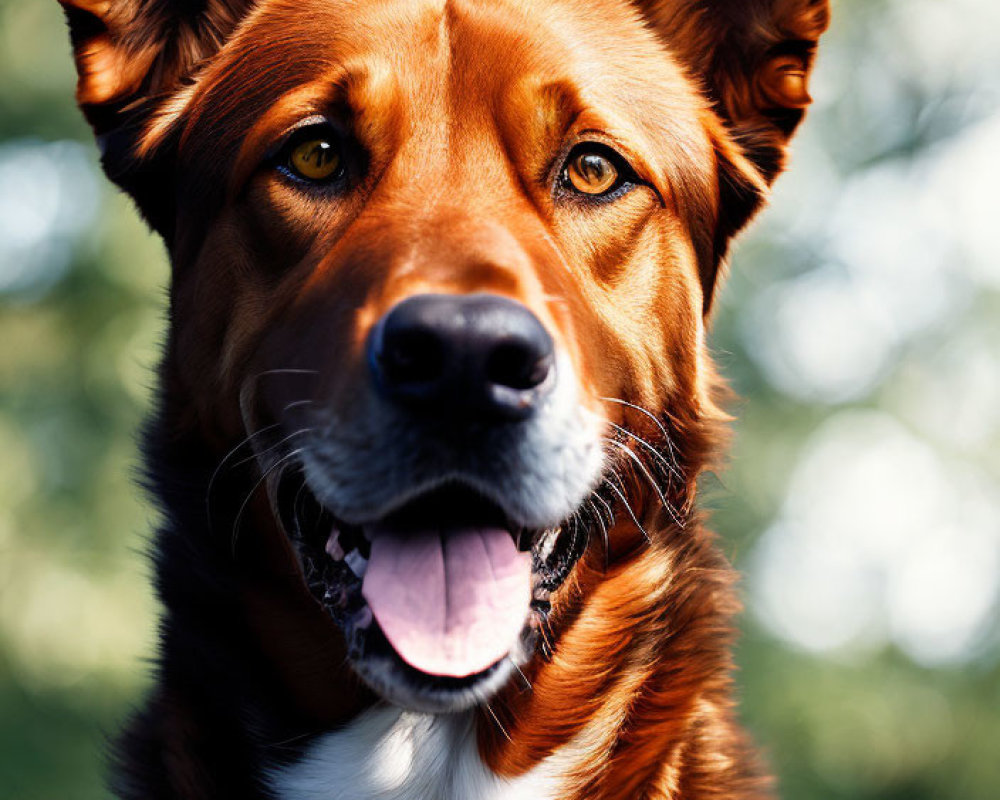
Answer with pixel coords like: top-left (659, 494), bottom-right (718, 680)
top-left (269, 706), bottom-right (561, 800)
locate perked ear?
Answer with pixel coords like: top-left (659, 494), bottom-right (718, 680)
top-left (59, 0), bottom-right (255, 132)
top-left (58, 0), bottom-right (256, 233)
top-left (638, 0), bottom-right (830, 179)
top-left (634, 0), bottom-right (830, 310)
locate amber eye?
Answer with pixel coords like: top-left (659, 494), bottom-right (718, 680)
top-left (286, 135), bottom-right (342, 182)
top-left (565, 148), bottom-right (620, 195)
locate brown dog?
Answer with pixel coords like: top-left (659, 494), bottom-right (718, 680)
top-left (60, 0), bottom-right (829, 797)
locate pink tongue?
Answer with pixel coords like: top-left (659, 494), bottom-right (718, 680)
top-left (361, 523), bottom-right (532, 678)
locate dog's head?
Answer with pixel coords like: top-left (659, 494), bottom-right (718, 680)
top-left (62, 0), bottom-right (828, 712)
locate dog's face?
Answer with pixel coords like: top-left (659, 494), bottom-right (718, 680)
top-left (62, 0), bottom-right (828, 712)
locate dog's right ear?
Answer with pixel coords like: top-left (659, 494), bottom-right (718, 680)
top-left (632, 0), bottom-right (830, 313)
top-left (59, 0), bottom-right (256, 234)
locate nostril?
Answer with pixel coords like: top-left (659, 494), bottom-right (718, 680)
top-left (486, 341), bottom-right (553, 391)
top-left (380, 328), bottom-right (446, 385)
top-left (370, 293), bottom-right (556, 418)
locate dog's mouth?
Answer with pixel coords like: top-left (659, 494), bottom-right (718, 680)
top-left (276, 474), bottom-right (587, 711)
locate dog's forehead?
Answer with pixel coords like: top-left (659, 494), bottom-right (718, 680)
top-left (165, 0), bottom-right (709, 184)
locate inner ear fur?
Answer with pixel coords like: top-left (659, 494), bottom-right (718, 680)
top-left (635, 0), bottom-right (830, 310)
top-left (59, 0), bottom-right (256, 235)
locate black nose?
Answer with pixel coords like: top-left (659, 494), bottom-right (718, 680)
top-left (369, 293), bottom-right (555, 420)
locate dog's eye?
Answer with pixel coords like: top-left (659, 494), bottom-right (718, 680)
top-left (289, 138), bottom-right (341, 181)
top-left (562, 144), bottom-right (629, 197)
top-left (567, 151), bottom-right (618, 195)
top-left (280, 128), bottom-right (344, 183)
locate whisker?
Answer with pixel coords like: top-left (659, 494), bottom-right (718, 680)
top-left (561, 508), bottom-right (585, 568)
top-left (587, 495), bottom-right (612, 570)
top-left (289, 470), bottom-right (312, 540)
top-left (606, 439), bottom-right (685, 529)
top-left (205, 422), bottom-right (282, 522)
top-left (605, 418), bottom-right (683, 483)
top-left (249, 368), bottom-right (320, 386)
top-left (591, 491), bottom-right (615, 527)
top-left (228, 427), bottom-right (312, 473)
top-left (264, 730), bottom-right (318, 751)
top-left (599, 394), bottom-right (669, 441)
top-left (281, 398), bottom-right (316, 416)
top-left (600, 395), bottom-right (684, 477)
top-left (484, 702), bottom-right (512, 743)
top-left (230, 449), bottom-right (303, 557)
top-left (533, 607), bottom-right (555, 659)
top-left (605, 478), bottom-right (650, 544)
top-left (507, 657), bottom-right (532, 692)
top-left (539, 616), bottom-right (557, 658)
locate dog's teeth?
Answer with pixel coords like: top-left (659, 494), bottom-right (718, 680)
top-left (325, 529), bottom-right (345, 561)
top-left (345, 550), bottom-right (368, 577)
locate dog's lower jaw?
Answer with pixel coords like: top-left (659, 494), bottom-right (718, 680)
top-left (272, 474), bottom-right (588, 713)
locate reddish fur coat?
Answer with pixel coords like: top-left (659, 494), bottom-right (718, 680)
top-left (59, 1), bottom-right (829, 797)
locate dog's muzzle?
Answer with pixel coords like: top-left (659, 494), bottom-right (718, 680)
top-left (268, 292), bottom-right (603, 709)
top-left (360, 293), bottom-right (556, 677)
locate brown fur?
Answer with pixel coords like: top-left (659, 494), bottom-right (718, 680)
top-left (60, 1), bottom-right (829, 797)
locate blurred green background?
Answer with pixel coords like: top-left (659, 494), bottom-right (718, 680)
top-left (1, 0), bottom-right (998, 797)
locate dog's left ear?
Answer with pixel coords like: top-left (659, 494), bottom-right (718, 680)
top-left (634, 0), bottom-right (831, 310)
top-left (58, 0), bottom-right (256, 234)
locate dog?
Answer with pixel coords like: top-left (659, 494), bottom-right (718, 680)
top-left (59, 0), bottom-right (829, 797)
